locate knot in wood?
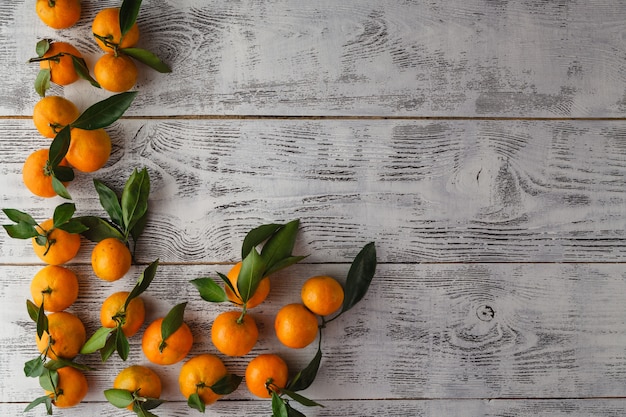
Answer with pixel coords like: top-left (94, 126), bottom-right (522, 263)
top-left (476, 305), bottom-right (495, 322)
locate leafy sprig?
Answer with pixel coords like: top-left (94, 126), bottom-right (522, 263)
top-left (2, 203), bottom-right (88, 256)
top-left (269, 242), bottom-right (377, 417)
top-left (76, 167), bottom-right (150, 257)
top-left (29, 39), bottom-right (100, 97)
top-left (95, 0), bottom-right (171, 74)
top-left (44, 92), bottom-right (138, 199)
top-left (190, 219), bottom-right (306, 319)
top-left (104, 386), bottom-right (166, 417)
top-left (186, 373), bottom-right (242, 413)
top-left (81, 260), bottom-right (159, 361)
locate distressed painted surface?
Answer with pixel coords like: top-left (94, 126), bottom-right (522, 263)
top-left (1, 0), bottom-right (625, 416)
top-left (0, 0), bottom-right (625, 116)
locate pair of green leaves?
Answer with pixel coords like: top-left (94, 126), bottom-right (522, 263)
top-left (190, 219), bottom-right (306, 310)
top-left (46, 91), bottom-right (138, 200)
top-left (30, 39), bottom-right (100, 97)
top-left (186, 374), bottom-right (243, 413)
top-left (2, 203), bottom-right (87, 254)
top-left (104, 387), bottom-right (165, 417)
top-left (81, 260), bottom-right (158, 361)
top-left (95, 0), bottom-right (171, 74)
top-left (77, 168), bottom-right (150, 255)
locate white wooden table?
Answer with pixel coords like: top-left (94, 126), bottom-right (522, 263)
top-left (1, 0), bottom-right (626, 416)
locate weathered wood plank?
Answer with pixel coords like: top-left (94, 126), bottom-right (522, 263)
top-left (2, 0), bottom-right (626, 117)
top-left (2, 263), bottom-right (626, 403)
top-left (5, 399), bottom-right (626, 417)
top-left (1, 119), bottom-right (624, 264)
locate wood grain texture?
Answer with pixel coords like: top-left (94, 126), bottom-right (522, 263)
top-left (0, 119), bottom-right (624, 264)
top-left (1, 0), bottom-right (626, 116)
top-left (2, 263), bottom-right (626, 404)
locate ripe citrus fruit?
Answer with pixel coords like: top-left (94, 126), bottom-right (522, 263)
top-left (66, 128), bottom-right (112, 173)
top-left (22, 148), bottom-right (70, 198)
top-left (113, 365), bottom-right (162, 410)
top-left (92, 7), bottom-right (140, 52)
top-left (36, 0), bottom-right (81, 30)
top-left (142, 317), bottom-right (194, 365)
top-left (32, 219), bottom-right (81, 265)
top-left (224, 262), bottom-right (270, 309)
top-left (40, 41), bottom-right (83, 86)
top-left (179, 354), bottom-right (229, 406)
top-left (301, 275), bottom-right (344, 316)
top-left (274, 303), bottom-right (318, 349)
top-left (91, 238), bottom-right (132, 281)
top-left (33, 96), bottom-right (79, 139)
top-left (30, 265), bottom-right (79, 312)
top-left (94, 53), bottom-right (138, 92)
top-left (100, 291), bottom-right (145, 337)
top-left (245, 354), bottom-right (288, 398)
top-left (45, 366), bottom-right (88, 408)
top-left (36, 311), bottom-right (86, 360)
top-left (211, 310), bottom-right (259, 357)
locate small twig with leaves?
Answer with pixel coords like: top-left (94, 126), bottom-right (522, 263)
top-left (81, 260), bottom-right (158, 361)
top-left (191, 219), bottom-right (307, 321)
top-left (104, 386), bottom-right (166, 417)
top-left (2, 202), bottom-right (87, 259)
top-left (43, 91), bottom-right (138, 199)
top-left (76, 167), bottom-right (150, 259)
top-left (269, 242), bottom-right (377, 417)
top-left (28, 39), bottom-right (100, 97)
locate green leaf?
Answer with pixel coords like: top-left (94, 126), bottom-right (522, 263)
top-left (121, 47), bottom-right (171, 73)
top-left (125, 259), bottom-right (158, 309)
top-left (264, 255), bottom-right (308, 277)
top-left (190, 277), bottom-right (227, 303)
top-left (218, 272), bottom-right (238, 300)
top-left (23, 395), bottom-right (53, 414)
top-left (24, 356), bottom-right (45, 378)
top-left (52, 165), bottom-right (75, 182)
top-left (3, 222), bottom-right (39, 239)
top-left (237, 248), bottom-right (267, 303)
top-left (55, 219), bottom-right (89, 234)
top-left (104, 388), bottom-right (135, 408)
top-left (210, 373), bottom-right (243, 395)
top-left (272, 392), bottom-right (289, 417)
top-left (94, 179), bottom-right (124, 227)
top-left (80, 326), bottom-right (114, 354)
top-left (36, 303), bottom-right (48, 340)
top-left (280, 388), bottom-right (323, 407)
top-left (141, 398), bottom-right (167, 410)
top-left (35, 69), bottom-right (51, 97)
top-left (49, 125), bottom-right (71, 168)
top-left (51, 176), bottom-right (72, 200)
top-left (39, 368), bottom-right (58, 392)
top-left (187, 393), bottom-right (205, 413)
top-left (70, 91), bottom-right (137, 130)
top-left (119, 0), bottom-right (142, 37)
top-left (129, 209), bottom-right (148, 246)
top-left (35, 39), bottom-right (51, 57)
top-left (341, 242), bottom-right (377, 315)
top-left (121, 167), bottom-right (150, 236)
top-left (27, 299), bottom-right (40, 322)
top-left (52, 202), bottom-right (76, 228)
top-left (161, 302), bottom-right (186, 342)
top-left (286, 404), bottom-right (307, 417)
top-left (75, 216), bottom-right (124, 242)
top-left (3, 208), bottom-right (37, 225)
top-left (71, 55), bottom-right (100, 88)
top-left (116, 328), bottom-right (130, 361)
top-left (288, 344), bottom-right (322, 392)
top-left (260, 219), bottom-right (300, 271)
top-left (100, 329), bottom-right (118, 362)
top-left (242, 223), bottom-right (281, 259)
top-left (44, 358), bottom-right (93, 372)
